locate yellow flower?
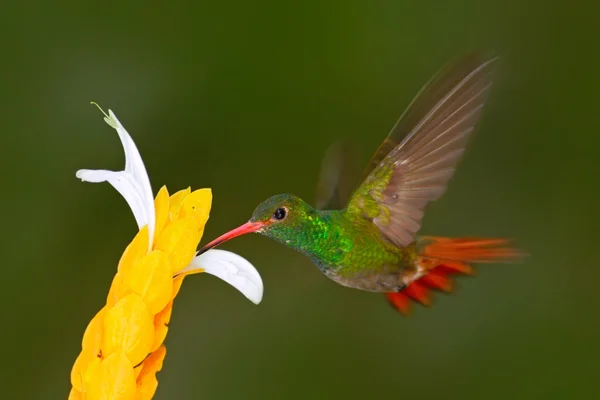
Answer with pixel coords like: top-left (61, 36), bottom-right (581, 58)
top-left (69, 106), bottom-right (263, 400)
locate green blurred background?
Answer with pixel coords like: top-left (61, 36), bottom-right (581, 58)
top-left (3, 1), bottom-right (598, 399)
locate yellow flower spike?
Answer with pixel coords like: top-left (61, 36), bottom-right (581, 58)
top-left (68, 387), bottom-right (82, 400)
top-left (102, 293), bottom-right (155, 366)
top-left (135, 373), bottom-right (157, 400)
top-left (167, 188), bottom-right (191, 222)
top-left (179, 188), bottom-right (212, 231)
top-left (123, 251), bottom-right (173, 315)
top-left (87, 351), bottom-right (136, 400)
top-left (155, 217), bottom-right (200, 273)
top-left (71, 348), bottom-right (102, 392)
top-left (82, 307), bottom-right (106, 352)
top-left (133, 363), bottom-right (144, 380)
top-left (153, 186), bottom-right (170, 244)
top-left (118, 226), bottom-right (149, 275)
top-left (135, 346), bottom-right (166, 400)
top-left (71, 106), bottom-right (263, 400)
top-left (106, 273), bottom-right (127, 308)
top-left (151, 301), bottom-right (173, 352)
top-left (171, 275), bottom-right (185, 299)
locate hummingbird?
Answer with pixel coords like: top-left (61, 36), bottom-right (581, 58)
top-left (198, 52), bottom-right (522, 315)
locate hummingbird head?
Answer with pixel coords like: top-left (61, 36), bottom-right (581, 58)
top-left (197, 194), bottom-right (315, 254)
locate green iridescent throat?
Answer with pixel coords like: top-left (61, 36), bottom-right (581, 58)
top-left (272, 209), bottom-right (351, 267)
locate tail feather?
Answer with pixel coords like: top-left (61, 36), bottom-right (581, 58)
top-left (436, 261), bottom-right (473, 275)
top-left (385, 236), bottom-right (523, 315)
top-left (385, 292), bottom-right (411, 315)
top-left (420, 236), bottom-right (523, 263)
top-left (420, 270), bottom-right (453, 292)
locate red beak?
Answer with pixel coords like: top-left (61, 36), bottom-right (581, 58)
top-left (197, 221), bottom-right (264, 255)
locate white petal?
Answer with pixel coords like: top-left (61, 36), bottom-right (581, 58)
top-left (180, 249), bottom-right (264, 304)
top-left (108, 110), bottom-right (155, 236)
top-left (76, 106), bottom-right (155, 251)
top-left (76, 169), bottom-right (149, 230)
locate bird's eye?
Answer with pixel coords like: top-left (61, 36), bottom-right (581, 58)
top-left (273, 207), bottom-right (287, 220)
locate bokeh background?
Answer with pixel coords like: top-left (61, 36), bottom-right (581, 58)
top-left (3, 1), bottom-right (598, 399)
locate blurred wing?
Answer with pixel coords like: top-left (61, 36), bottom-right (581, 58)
top-left (347, 52), bottom-right (497, 247)
top-left (314, 139), bottom-right (360, 210)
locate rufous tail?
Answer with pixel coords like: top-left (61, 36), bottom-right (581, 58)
top-left (385, 237), bottom-right (523, 315)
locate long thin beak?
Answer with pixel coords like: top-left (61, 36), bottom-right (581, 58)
top-left (197, 221), bottom-right (264, 255)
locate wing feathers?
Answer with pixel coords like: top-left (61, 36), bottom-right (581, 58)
top-left (347, 52), bottom-right (497, 247)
